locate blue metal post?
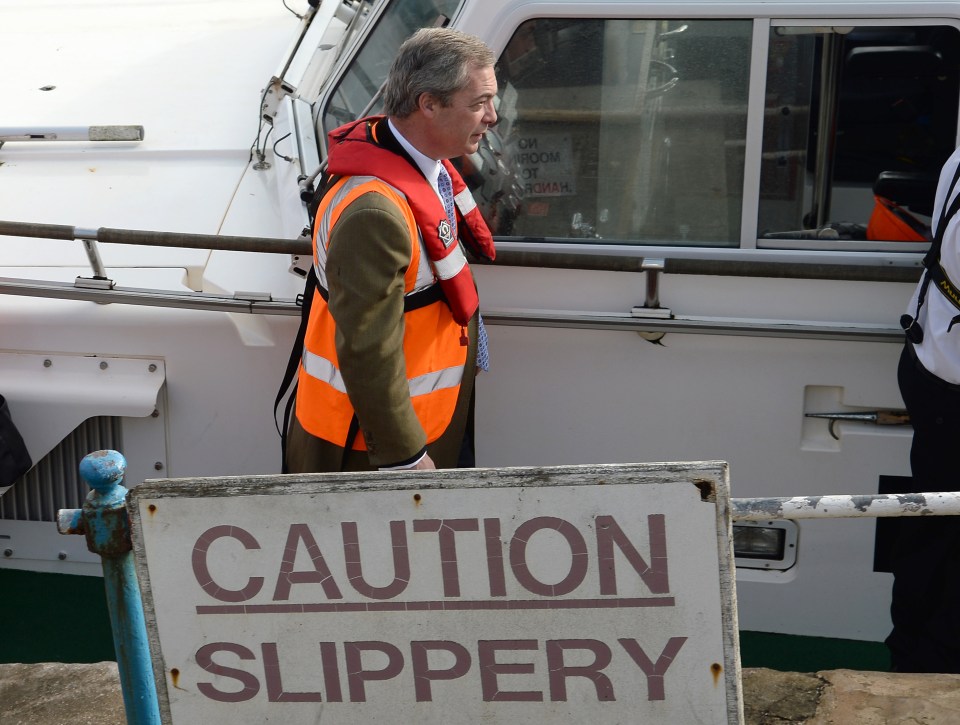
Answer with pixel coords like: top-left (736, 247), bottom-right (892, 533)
top-left (58, 450), bottom-right (160, 725)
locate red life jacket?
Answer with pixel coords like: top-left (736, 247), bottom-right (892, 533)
top-left (326, 116), bottom-right (496, 324)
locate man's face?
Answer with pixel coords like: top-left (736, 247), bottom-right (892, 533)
top-left (428, 64), bottom-right (498, 159)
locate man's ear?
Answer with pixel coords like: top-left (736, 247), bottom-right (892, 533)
top-left (417, 92), bottom-right (439, 117)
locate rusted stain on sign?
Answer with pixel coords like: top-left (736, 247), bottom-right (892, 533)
top-left (129, 462), bottom-right (742, 724)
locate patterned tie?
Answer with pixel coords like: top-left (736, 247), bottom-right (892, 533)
top-left (438, 164), bottom-right (489, 371)
top-left (476, 315), bottom-right (490, 371)
top-left (437, 164), bottom-right (458, 239)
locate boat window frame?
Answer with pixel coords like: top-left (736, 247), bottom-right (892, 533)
top-left (751, 16), bottom-right (960, 254)
top-left (483, 13), bottom-right (960, 277)
top-left (310, 5), bottom-right (960, 278)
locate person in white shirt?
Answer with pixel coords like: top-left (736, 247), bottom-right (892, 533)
top-left (888, 145), bottom-right (960, 673)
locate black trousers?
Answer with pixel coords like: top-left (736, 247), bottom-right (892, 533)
top-left (886, 344), bottom-right (960, 673)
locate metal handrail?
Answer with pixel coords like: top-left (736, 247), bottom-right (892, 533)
top-left (0, 220), bottom-right (907, 342)
top-left (731, 492), bottom-right (960, 521)
top-left (0, 274), bottom-right (905, 342)
top-left (0, 220), bottom-right (310, 255)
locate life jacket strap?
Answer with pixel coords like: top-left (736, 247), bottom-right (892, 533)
top-left (314, 279), bottom-right (445, 312)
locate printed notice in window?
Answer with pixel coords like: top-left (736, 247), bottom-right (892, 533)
top-left (514, 133), bottom-right (577, 197)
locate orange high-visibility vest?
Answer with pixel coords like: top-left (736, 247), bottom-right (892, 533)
top-left (294, 175), bottom-right (467, 450)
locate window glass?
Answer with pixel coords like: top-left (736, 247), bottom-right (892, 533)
top-left (321, 0), bottom-right (462, 134)
top-left (470, 18), bottom-right (752, 246)
top-left (758, 25), bottom-right (960, 244)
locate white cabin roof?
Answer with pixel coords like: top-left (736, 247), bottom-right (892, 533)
top-left (0, 0), bottom-right (297, 278)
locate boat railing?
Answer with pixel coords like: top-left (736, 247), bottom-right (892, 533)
top-left (0, 219), bottom-right (907, 342)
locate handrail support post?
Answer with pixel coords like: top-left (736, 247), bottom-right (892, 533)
top-left (57, 450), bottom-right (160, 725)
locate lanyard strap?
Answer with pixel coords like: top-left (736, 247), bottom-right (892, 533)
top-left (904, 161), bottom-right (960, 339)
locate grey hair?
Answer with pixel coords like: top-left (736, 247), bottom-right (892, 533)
top-left (382, 28), bottom-right (496, 118)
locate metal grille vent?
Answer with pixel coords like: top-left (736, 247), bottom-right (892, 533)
top-left (0, 417), bottom-right (122, 522)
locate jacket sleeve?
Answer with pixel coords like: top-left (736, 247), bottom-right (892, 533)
top-left (325, 192), bottom-right (426, 466)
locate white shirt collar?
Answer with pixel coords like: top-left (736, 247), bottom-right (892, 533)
top-left (387, 118), bottom-right (443, 194)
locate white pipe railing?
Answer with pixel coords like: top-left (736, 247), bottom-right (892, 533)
top-left (731, 492), bottom-right (960, 521)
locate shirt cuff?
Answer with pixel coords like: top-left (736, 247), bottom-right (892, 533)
top-left (378, 447), bottom-right (427, 470)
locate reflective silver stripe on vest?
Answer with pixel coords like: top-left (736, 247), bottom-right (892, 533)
top-left (314, 175), bottom-right (436, 294)
top-left (409, 363), bottom-right (463, 397)
top-left (454, 187), bottom-right (477, 215)
top-left (432, 243), bottom-right (467, 281)
top-left (302, 349), bottom-right (348, 394)
top-left (302, 350), bottom-right (462, 397)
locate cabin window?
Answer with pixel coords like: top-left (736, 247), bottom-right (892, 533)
top-left (318, 11), bottom-right (960, 254)
top-left (470, 18), bottom-right (960, 252)
top-left (758, 24), bottom-right (960, 248)
top-left (474, 18), bottom-right (753, 246)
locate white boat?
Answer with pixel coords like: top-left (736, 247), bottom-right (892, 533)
top-left (1, 0), bottom-right (950, 669)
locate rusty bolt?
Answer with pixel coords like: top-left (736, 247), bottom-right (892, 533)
top-left (99, 361), bottom-right (108, 370)
top-left (3, 549), bottom-right (12, 557)
top-left (58, 551), bottom-right (67, 560)
top-left (148, 363), bottom-right (157, 373)
top-left (43, 359), bottom-right (52, 368)
top-left (154, 461), bottom-right (164, 471)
